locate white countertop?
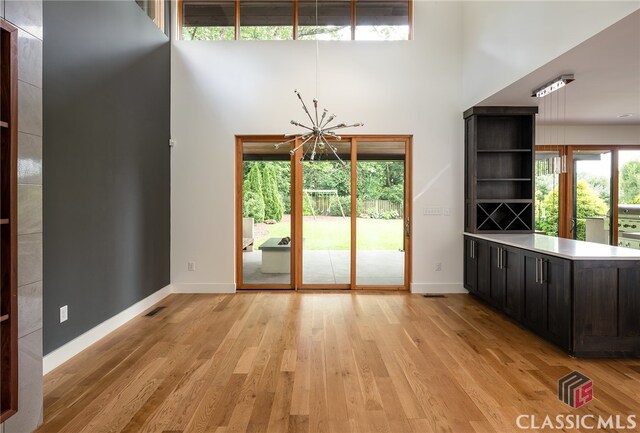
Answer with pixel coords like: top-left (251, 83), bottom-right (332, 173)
top-left (464, 232), bottom-right (640, 260)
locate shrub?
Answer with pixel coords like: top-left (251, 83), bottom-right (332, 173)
top-left (381, 210), bottom-right (400, 220)
top-left (329, 196), bottom-right (352, 217)
top-left (243, 191), bottom-right (265, 223)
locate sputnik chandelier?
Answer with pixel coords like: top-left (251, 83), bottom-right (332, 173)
top-left (274, 90), bottom-right (363, 165)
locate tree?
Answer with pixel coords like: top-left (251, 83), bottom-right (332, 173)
top-left (538, 180), bottom-right (609, 240)
top-left (620, 160), bottom-right (640, 203)
top-left (262, 165), bottom-right (284, 221)
top-left (243, 164), bottom-right (265, 223)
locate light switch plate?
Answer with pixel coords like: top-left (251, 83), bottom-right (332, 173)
top-left (424, 207), bottom-right (442, 216)
top-left (60, 305), bottom-right (68, 323)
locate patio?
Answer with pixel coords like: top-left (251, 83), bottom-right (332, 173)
top-left (242, 249), bottom-right (405, 286)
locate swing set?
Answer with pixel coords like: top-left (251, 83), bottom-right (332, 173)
top-left (303, 189), bottom-right (346, 219)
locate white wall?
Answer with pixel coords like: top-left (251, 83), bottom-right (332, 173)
top-left (537, 124), bottom-right (640, 145)
top-left (462, 1), bottom-right (640, 109)
top-left (171, 1), bottom-right (466, 293)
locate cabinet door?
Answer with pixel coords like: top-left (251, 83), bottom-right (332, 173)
top-left (489, 244), bottom-right (506, 307)
top-left (476, 240), bottom-right (491, 300)
top-left (544, 257), bottom-right (571, 350)
top-left (463, 237), bottom-right (478, 293)
top-left (523, 253), bottom-right (545, 332)
top-left (504, 247), bottom-right (522, 319)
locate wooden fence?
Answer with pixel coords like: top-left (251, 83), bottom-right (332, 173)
top-left (307, 197), bottom-right (403, 217)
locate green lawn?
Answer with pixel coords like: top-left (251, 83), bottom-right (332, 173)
top-left (255, 217), bottom-right (403, 250)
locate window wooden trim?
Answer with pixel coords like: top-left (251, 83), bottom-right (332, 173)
top-left (0, 17), bottom-right (19, 424)
top-left (178, 0), bottom-right (413, 41)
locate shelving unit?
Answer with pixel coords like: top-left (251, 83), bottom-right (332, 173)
top-left (0, 18), bottom-right (18, 423)
top-left (464, 106), bottom-right (538, 233)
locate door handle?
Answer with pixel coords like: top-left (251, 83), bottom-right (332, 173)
top-left (497, 248), bottom-right (501, 269)
top-left (405, 218), bottom-right (410, 237)
top-left (540, 259), bottom-right (545, 284)
top-left (535, 258), bottom-right (540, 283)
top-left (469, 240), bottom-right (474, 259)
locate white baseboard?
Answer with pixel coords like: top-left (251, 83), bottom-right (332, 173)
top-left (411, 283), bottom-right (467, 294)
top-left (172, 283), bottom-right (236, 294)
top-left (43, 284), bottom-right (174, 375)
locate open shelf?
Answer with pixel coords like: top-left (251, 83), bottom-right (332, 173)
top-left (0, 219), bottom-right (9, 225)
top-left (0, 121), bottom-right (8, 129)
top-left (0, 314), bottom-right (8, 323)
top-left (464, 106), bottom-right (537, 233)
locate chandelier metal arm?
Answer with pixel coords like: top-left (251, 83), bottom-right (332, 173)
top-left (275, 90), bottom-right (363, 165)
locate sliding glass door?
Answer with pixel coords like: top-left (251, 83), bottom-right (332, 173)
top-left (355, 140), bottom-right (407, 288)
top-left (618, 150), bottom-right (640, 250)
top-left (237, 135), bottom-right (412, 290)
top-left (237, 140), bottom-right (293, 288)
top-left (300, 141), bottom-right (351, 286)
top-left (572, 150), bottom-right (612, 244)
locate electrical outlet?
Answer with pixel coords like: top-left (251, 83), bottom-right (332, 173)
top-left (60, 305), bottom-right (68, 323)
top-left (169, 139), bottom-right (176, 147)
top-left (188, 262), bottom-right (196, 271)
top-left (424, 207), bottom-right (442, 216)
top-left (435, 262), bottom-right (442, 272)
top-left (443, 207), bottom-right (451, 216)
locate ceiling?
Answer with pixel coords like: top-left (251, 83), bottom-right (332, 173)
top-left (479, 9), bottom-right (640, 125)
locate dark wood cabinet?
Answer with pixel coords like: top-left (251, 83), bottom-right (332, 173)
top-left (463, 237), bottom-right (478, 294)
top-left (464, 106), bottom-right (537, 233)
top-left (464, 234), bottom-right (640, 357)
top-left (488, 243), bottom-right (506, 306)
top-left (522, 252), bottom-right (571, 350)
top-left (476, 240), bottom-right (490, 298)
top-left (503, 247), bottom-right (522, 319)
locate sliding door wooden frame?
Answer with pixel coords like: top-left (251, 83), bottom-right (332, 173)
top-left (236, 134), bottom-right (412, 291)
top-left (351, 135), bottom-right (411, 291)
top-left (235, 135), bottom-right (295, 290)
top-left (535, 144), bottom-right (640, 244)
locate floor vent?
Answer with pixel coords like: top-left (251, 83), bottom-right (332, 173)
top-left (145, 306), bottom-right (166, 317)
top-left (423, 294), bottom-right (446, 298)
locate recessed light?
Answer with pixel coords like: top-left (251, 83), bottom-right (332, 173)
top-left (618, 113), bottom-right (634, 118)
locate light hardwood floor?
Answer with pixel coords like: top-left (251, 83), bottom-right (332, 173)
top-left (37, 293), bottom-right (640, 433)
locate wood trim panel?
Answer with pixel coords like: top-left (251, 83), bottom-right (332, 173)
top-left (404, 137), bottom-right (412, 290)
top-left (177, 0), bottom-right (183, 39)
top-left (0, 17), bottom-right (19, 423)
top-left (292, 0), bottom-right (299, 40)
top-left (293, 137), bottom-right (303, 290)
top-left (234, 0), bottom-right (241, 40)
top-left (350, 138), bottom-right (357, 289)
top-left (407, 0), bottom-right (413, 40)
top-left (351, 0), bottom-right (356, 40)
top-left (235, 137), bottom-right (244, 288)
top-left (612, 149), bottom-right (619, 246)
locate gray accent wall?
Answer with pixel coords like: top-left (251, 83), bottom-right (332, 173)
top-left (42, 0), bottom-right (170, 356)
top-left (1, 1), bottom-right (44, 432)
